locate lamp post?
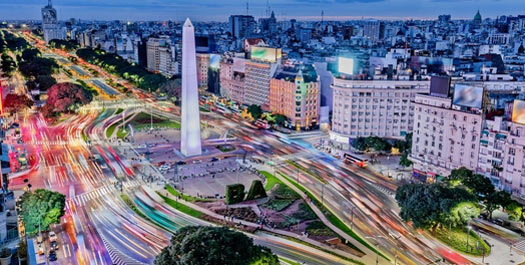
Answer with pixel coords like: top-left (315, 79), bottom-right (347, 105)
top-left (466, 225), bottom-right (472, 253)
top-left (365, 236), bottom-right (385, 265)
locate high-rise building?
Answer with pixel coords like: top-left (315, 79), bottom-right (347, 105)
top-left (477, 101), bottom-right (525, 197)
top-left (244, 47), bottom-right (281, 110)
top-left (147, 37), bottom-right (178, 76)
top-left (258, 11), bottom-right (277, 36)
top-left (41, 0), bottom-right (64, 43)
top-left (180, 18), bottom-right (202, 157)
top-left (229, 15), bottom-right (256, 39)
top-left (330, 79), bottom-right (429, 145)
top-left (220, 56), bottom-right (246, 104)
top-left (269, 65), bottom-right (320, 129)
top-left (196, 53), bottom-right (209, 88)
top-left (363, 19), bottom-right (384, 43)
top-left (410, 92), bottom-right (483, 182)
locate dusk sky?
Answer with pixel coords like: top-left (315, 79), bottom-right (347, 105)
top-left (0, 0), bottom-right (523, 21)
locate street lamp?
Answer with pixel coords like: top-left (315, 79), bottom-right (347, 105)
top-left (466, 225), bottom-right (472, 253)
top-left (365, 236), bottom-right (386, 265)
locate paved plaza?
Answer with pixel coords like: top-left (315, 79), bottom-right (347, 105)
top-left (172, 159), bottom-right (263, 198)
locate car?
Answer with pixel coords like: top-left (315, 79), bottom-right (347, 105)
top-left (49, 250), bottom-right (57, 261)
top-left (49, 231), bottom-right (57, 242)
top-left (51, 241), bottom-right (59, 250)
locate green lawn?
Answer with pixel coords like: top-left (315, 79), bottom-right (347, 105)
top-left (165, 184), bottom-right (213, 202)
top-left (116, 126), bottom-right (129, 140)
top-left (277, 172), bottom-right (381, 259)
top-left (432, 227), bottom-right (490, 256)
top-left (278, 257), bottom-right (301, 265)
top-left (260, 171), bottom-right (281, 191)
top-left (285, 160), bottom-right (327, 184)
top-left (216, 144), bottom-right (236, 153)
top-left (130, 112), bottom-right (180, 130)
top-left (106, 123), bottom-right (118, 138)
top-left (114, 108), bottom-right (123, 115)
top-left (158, 193), bottom-right (205, 219)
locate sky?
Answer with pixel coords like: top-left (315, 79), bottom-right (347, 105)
top-left (0, 0), bottom-right (523, 21)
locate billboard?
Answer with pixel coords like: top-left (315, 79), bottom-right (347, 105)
top-left (209, 54), bottom-right (220, 69)
top-left (251, 47), bottom-right (281, 63)
top-left (430, 76), bottom-right (450, 98)
top-left (338, 57), bottom-right (354, 75)
top-left (453, 84), bottom-right (483, 109)
top-left (512, 100), bottom-right (525, 125)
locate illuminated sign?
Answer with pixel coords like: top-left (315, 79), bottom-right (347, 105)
top-left (251, 47), bottom-right (281, 63)
top-left (453, 84), bottom-right (483, 109)
top-left (338, 57), bottom-right (354, 75)
top-left (512, 100), bottom-right (525, 125)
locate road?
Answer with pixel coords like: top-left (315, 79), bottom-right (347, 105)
top-left (7, 32), bottom-right (366, 265)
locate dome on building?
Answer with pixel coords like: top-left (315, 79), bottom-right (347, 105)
top-left (473, 10), bottom-right (482, 23)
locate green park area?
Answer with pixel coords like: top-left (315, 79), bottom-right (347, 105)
top-left (129, 112), bottom-right (180, 131)
top-left (432, 227), bottom-right (490, 256)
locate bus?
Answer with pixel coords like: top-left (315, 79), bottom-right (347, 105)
top-left (343, 153), bottom-right (368, 168)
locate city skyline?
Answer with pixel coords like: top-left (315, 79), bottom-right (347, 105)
top-left (0, 0), bottom-right (523, 21)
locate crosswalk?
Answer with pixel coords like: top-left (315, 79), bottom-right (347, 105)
top-left (65, 180), bottom-right (141, 210)
top-left (100, 233), bottom-right (144, 265)
top-left (513, 240), bottom-right (525, 253)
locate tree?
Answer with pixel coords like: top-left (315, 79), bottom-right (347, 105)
top-left (21, 48), bottom-right (40, 62)
top-left (247, 104), bottom-right (263, 120)
top-left (273, 114), bottom-right (287, 127)
top-left (26, 75), bottom-right (57, 91)
top-left (3, 93), bottom-right (33, 114)
top-left (446, 167), bottom-right (495, 200)
top-left (505, 201), bottom-right (524, 221)
top-left (43, 82), bottom-right (93, 118)
top-left (19, 189), bottom-right (66, 235)
top-left (155, 226), bottom-right (279, 265)
top-left (225, 184), bottom-right (245, 204)
top-left (351, 137), bottom-right (368, 151)
top-left (395, 183), bottom-right (479, 229)
top-left (485, 191), bottom-right (512, 219)
top-left (399, 152), bottom-right (412, 167)
top-left (246, 180), bottom-right (267, 201)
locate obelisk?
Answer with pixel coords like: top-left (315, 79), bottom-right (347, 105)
top-left (180, 18), bottom-right (202, 157)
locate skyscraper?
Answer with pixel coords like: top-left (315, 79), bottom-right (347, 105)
top-left (41, 0), bottom-right (64, 43)
top-left (180, 18), bottom-right (202, 157)
top-left (228, 15), bottom-right (256, 39)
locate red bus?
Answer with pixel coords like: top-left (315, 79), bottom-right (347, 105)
top-left (343, 153), bottom-right (368, 168)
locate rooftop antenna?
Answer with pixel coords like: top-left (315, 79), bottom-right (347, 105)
top-left (321, 10), bottom-right (324, 23)
top-left (48, 0), bottom-right (52, 6)
top-left (246, 1), bottom-right (249, 16)
top-left (266, 0), bottom-right (271, 17)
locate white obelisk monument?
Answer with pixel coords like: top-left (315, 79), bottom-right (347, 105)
top-left (180, 18), bottom-right (202, 157)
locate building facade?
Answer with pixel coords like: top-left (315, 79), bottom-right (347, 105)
top-left (478, 115), bottom-right (525, 197)
top-left (244, 60), bottom-right (278, 110)
top-left (269, 65), bottom-right (320, 129)
top-left (220, 56), bottom-right (246, 105)
top-left (330, 79), bottom-right (429, 144)
top-left (41, 0), bottom-right (64, 43)
top-left (410, 93), bottom-right (483, 181)
top-left (229, 15), bottom-right (256, 39)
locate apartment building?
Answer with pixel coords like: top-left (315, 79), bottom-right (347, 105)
top-left (478, 106), bottom-right (525, 197)
top-left (196, 53), bottom-right (209, 88)
top-left (269, 65), bottom-right (320, 129)
top-left (410, 93), bottom-right (483, 181)
top-left (330, 79), bottom-right (429, 144)
top-left (220, 56), bottom-right (246, 105)
top-left (147, 37), bottom-right (177, 76)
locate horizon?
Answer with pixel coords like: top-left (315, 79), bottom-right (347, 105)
top-left (0, 0), bottom-right (523, 22)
